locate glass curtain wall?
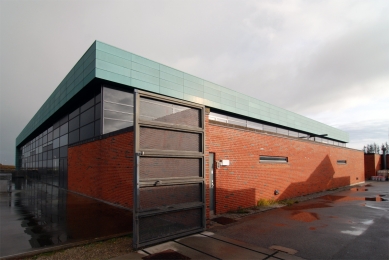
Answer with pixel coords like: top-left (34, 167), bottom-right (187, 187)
top-left (19, 91), bottom-right (102, 189)
top-left (209, 112), bottom-right (346, 147)
top-left (102, 87), bottom-right (134, 134)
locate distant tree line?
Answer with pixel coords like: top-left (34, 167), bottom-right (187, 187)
top-left (363, 142), bottom-right (388, 154)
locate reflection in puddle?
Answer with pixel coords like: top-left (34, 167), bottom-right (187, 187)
top-left (365, 196), bottom-right (388, 202)
top-left (321, 195), bottom-right (388, 203)
top-left (0, 178), bottom-right (132, 258)
top-left (350, 188), bottom-right (368, 192)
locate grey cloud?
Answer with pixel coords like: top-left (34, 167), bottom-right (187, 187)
top-left (1, 0), bottom-right (388, 164)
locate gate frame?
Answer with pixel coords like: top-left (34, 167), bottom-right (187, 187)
top-left (133, 89), bottom-right (206, 249)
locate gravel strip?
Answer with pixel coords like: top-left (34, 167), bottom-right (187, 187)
top-left (22, 236), bottom-right (133, 260)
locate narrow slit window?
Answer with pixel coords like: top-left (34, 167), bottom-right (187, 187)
top-left (337, 160), bottom-right (347, 165)
top-left (260, 156), bottom-right (288, 163)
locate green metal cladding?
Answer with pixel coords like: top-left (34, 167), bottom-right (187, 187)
top-left (16, 41), bottom-right (349, 147)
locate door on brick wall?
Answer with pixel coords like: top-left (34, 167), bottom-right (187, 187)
top-left (133, 90), bottom-right (205, 249)
top-left (209, 152), bottom-right (215, 214)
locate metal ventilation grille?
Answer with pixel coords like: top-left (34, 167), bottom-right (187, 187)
top-left (139, 184), bottom-right (202, 210)
top-left (139, 208), bottom-right (202, 243)
top-left (140, 127), bottom-right (201, 152)
top-left (139, 157), bottom-right (201, 179)
top-left (140, 97), bottom-right (200, 127)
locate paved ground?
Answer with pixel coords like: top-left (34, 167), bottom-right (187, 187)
top-left (116, 181), bottom-right (389, 259)
top-left (112, 232), bottom-right (303, 260)
top-left (213, 181), bottom-right (389, 260)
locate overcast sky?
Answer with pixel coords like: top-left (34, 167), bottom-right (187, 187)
top-left (1, 0), bottom-right (388, 165)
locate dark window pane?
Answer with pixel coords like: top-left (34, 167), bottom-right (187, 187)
top-left (81, 98), bottom-right (94, 112)
top-left (60, 134), bottom-right (68, 147)
top-left (53, 120), bottom-right (60, 129)
top-left (53, 128), bottom-right (60, 139)
top-left (47, 160), bottom-right (53, 168)
top-left (47, 132), bottom-right (53, 142)
top-left (38, 153), bottom-right (42, 161)
top-left (47, 150), bottom-right (52, 160)
top-left (60, 146), bottom-right (68, 158)
top-left (103, 119), bottom-right (132, 134)
top-left (80, 107), bottom-right (94, 127)
top-left (80, 122), bottom-right (94, 141)
top-left (95, 103), bottom-right (101, 119)
top-left (60, 122), bottom-right (68, 136)
top-left (43, 152), bottom-right (47, 160)
top-left (48, 126), bottom-right (53, 133)
top-left (53, 148), bottom-right (59, 159)
top-left (53, 138), bottom-right (59, 149)
top-left (69, 129), bottom-right (79, 144)
top-left (59, 115), bottom-right (68, 126)
top-left (38, 138), bottom-right (42, 146)
top-left (69, 116), bottom-right (79, 132)
top-left (95, 93), bottom-right (101, 104)
top-left (43, 129), bottom-right (48, 135)
top-left (69, 108), bottom-right (79, 119)
top-left (95, 120), bottom-right (100, 136)
top-left (42, 135), bottom-right (47, 144)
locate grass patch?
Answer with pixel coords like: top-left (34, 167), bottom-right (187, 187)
top-left (257, 198), bottom-right (277, 207)
top-left (279, 199), bottom-right (298, 206)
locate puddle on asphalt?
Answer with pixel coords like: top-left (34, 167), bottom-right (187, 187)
top-left (350, 188), bottom-right (368, 191)
top-left (290, 211), bottom-right (319, 222)
top-left (365, 196), bottom-right (388, 202)
top-left (282, 202), bottom-right (332, 210)
top-left (320, 195), bottom-right (388, 203)
top-left (0, 178), bottom-right (132, 258)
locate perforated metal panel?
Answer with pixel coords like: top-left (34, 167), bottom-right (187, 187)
top-left (140, 127), bottom-right (201, 152)
top-left (139, 157), bottom-right (201, 179)
top-left (138, 208), bottom-right (203, 243)
top-left (139, 184), bottom-right (202, 210)
top-left (133, 91), bottom-right (205, 249)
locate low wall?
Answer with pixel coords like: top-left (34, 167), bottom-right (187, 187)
top-left (364, 154), bottom-right (382, 180)
top-left (68, 130), bottom-right (134, 209)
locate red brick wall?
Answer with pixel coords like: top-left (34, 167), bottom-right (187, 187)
top-left (205, 118), bottom-right (364, 214)
top-left (68, 131), bottom-right (134, 209)
top-left (364, 154), bottom-right (382, 180)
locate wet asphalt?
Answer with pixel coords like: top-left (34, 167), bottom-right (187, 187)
top-left (211, 181), bottom-right (389, 260)
top-left (0, 179), bottom-right (132, 258)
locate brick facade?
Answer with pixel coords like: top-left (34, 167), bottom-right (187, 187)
top-left (364, 153), bottom-right (382, 180)
top-left (68, 130), bottom-right (134, 209)
top-left (205, 117), bottom-right (364, 214)
top-left (67, 115), bottom-right (365, 217)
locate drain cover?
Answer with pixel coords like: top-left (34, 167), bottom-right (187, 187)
top-left (143, 249), bottom-right (190, 259)
top-left (212, 217), bottom-right (237, 225)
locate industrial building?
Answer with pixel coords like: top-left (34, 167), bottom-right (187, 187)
top-left (16, 41), bottom-right (364, 248)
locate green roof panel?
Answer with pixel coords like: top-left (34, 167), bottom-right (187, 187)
top-left (16, 40), bottom-right (349, 147)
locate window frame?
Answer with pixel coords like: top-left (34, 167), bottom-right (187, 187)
top-left (259, 155), bottom-right (288, 164)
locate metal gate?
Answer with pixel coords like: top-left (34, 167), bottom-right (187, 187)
top-left (133, 90), bottom-right (205, 249)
